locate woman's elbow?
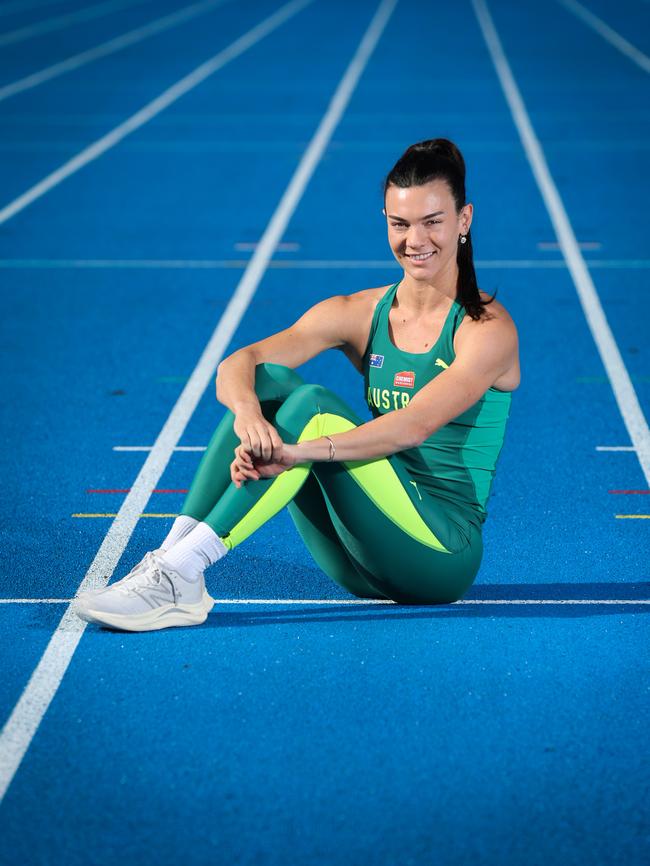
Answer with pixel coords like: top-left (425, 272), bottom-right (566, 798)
top-left (399, 419), bottom-right (428, 450)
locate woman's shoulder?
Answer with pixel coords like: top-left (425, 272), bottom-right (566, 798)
top-left (343, 283), bottom-right (394, 311)
top-left (331, 284), bottom-right (395, 370)
top-left (476, 291), bottom-right (515, 322)
top-left (458, 292), bottom-right (518, 338)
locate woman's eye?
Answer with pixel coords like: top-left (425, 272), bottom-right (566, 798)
top-left (426, 220), bottom-right (442, 225)
top-left (390, 223), bottom-right (407, 229)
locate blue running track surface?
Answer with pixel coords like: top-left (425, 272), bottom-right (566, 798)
top-left (0, 1), bottom-right (648, 864)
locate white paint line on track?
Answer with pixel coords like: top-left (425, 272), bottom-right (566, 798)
top-left (0, 598), bottom-right (648, 606)
top-left (0, 0), bottom-right (397, 804)
top-left (538, 240), bottom-right (601, 250)
top-left (0, 0), bottom-right (234, 104)
top-left (235, 241), bottom-right (301, 251)
top-left (71, 514), bottom-right (179, 518)
top-left (113, 445), bottom-right (206, 451)
top-left (0, 0), bottom-right (148, 47)
top-left (556, 0), bottom-right (650, 73)
top-left (0, 0), bottom-right (314, 226)
top-left (473, 0), bottom-right (650, 488)
top-left (114, 444), bottom-right (643, 454)
top-left (2, 258), bottom-right (650, 269)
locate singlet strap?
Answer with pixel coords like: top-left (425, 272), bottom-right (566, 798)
top-left (362, 281), bottom-right (399, 362)
top-left (451, 301), bottom-right (466, 339)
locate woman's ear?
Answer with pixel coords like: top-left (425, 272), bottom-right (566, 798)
top-left (461, 202), bottom-right (473, 234)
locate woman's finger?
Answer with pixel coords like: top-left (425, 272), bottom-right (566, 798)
top-left (235, 444), bottom-right (254, 465)
top-left (259, 428), bottom-right (274, 462)
top-left (247, 429), bottom-right (263, 458)
top-left (236, 462), bottom-right (260, 481)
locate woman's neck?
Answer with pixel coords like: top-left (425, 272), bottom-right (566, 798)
top-left (397, 268), bottom-right (458, 317)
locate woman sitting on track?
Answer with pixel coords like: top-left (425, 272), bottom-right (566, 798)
top-left (76, 137), bottom-right (520, 632)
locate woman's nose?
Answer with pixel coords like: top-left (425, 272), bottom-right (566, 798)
top-left (405, 224), bottom-right (428, 249)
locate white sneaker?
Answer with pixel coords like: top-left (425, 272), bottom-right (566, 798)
top-left (74, 551), bottom-right (214, 632)
top-left (76, 549), bottom-right (164, 602)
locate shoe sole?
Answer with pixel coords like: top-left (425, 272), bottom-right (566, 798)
top-left (74, 589), bottom-right (215, 632)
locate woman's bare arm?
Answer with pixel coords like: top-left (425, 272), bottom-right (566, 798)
top-left (216, 293), bottom-right (362, 459)
top-left (286, 314), bottom-right (518, 464)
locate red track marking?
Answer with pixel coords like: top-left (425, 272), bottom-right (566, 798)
top-left (608, 490), bottom-right (650, 494)
top-left (87, 489), bottom-right (189, 493)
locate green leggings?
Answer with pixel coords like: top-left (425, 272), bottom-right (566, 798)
top-left (180, 363), bottom-right (483, 604)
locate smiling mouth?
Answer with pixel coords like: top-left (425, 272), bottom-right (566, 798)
top-left (403, 251), bottom-right (436, 262)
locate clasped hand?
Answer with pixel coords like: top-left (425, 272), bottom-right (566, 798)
top-left (230, 408), bottom-right (297, 489)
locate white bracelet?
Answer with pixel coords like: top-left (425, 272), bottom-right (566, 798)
top-left (324, 435), bottom-right (336, 461)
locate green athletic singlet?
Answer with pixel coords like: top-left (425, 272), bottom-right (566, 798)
top-left (178, 283), bottom-right (513, 604)
top-left (363, 280), bottom-right (512, 528)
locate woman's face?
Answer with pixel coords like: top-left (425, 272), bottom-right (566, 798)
top-left (384, 179), bottom-right (472, 282)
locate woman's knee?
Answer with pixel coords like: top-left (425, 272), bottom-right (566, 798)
top-left (252, 362), bottom-right (305, 402)
top-left (273, 383), bottom-right (331, 435)
top-left (274, 383), bottom-right (363, 439)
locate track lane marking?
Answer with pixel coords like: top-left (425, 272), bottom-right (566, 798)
top-left (0, 0), bottom-right (234, 104)
top-left (0, 0), bottom-right (148, 47)
top-left (0, 0), bottom-right (398, 804)
top-left (473, 0), bottom-right (650, 487)
top-left (2, 258), bottom-right (650, 269)
top-left (0, 0), bottom-right (314, 226)
top-left (1, 598), bottom-right (649, 606)
top-left (556, 0), bottom-right (650, 73)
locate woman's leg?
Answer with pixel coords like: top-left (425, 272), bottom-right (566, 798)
top-left (76, 364), bottom-right (482, 629)
top-left (201, 371), bottom-right (483, 604)
top-left (287, 474), bottom-right (389, 600)
top-left (177, 360), bottom-right (383, 598)
top-left (180, 362), bottom-right (306, 520)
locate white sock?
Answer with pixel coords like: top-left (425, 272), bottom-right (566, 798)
top-left (160, 515), bottom-right (199, 552)
top-left (161, 522), bottom-right (229, 582)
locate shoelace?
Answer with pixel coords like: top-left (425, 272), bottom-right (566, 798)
top-left (119, 557), bottom-right (178, 602)
top-left (113, 551), bottom-right (157, 592)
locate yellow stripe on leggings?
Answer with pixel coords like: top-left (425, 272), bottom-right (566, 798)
top-left (223, 412), bottom-right (451, 553)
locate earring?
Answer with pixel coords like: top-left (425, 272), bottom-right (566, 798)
top-left (459, 234), bottom-right (467, 244)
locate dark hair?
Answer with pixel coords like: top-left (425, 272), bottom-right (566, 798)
top-left (383, 138), bottom-right (496, 321)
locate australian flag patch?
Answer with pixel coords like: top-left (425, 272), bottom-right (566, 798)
top-left (369, 354), bottom-right (384, 368)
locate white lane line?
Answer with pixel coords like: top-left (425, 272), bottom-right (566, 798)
top-left (0, 0), bottom-right (314, 226)
top-left (556, 0), bottom-right (650, 73)
top-left (0, 599), bottom-right (75, 604)
top-left (0, 0), bottom-right (148, 47)
top-left (1, 598), bottom-right (648, 606)
top-left (596, 446), bottom-right (636, 451)
top-left (538, 240), bottom-right (601, 250)
top-left (234, 241), bottom-right (301, 251)
top-left (2, 258), bottom-right (650, 269)
top-left (0, 0), bottom-right (397, 804)
top-left (473, 0), bottom-right (650, 488)
top-left (113, 445), bottom-right (206, 451)
top-left (0, 0), bottom-right (233, 104)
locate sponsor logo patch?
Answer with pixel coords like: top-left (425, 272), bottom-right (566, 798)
top-left (369, 353), bottom-right (384, 368)
top-left (393, 370), bottom-right (415, 389)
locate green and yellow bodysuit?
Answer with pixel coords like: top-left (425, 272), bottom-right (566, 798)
top-left (180, 282), bottom-right (512, 603)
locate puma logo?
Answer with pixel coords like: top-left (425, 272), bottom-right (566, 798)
top-left (435, 358), bottom-right (449, 370)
